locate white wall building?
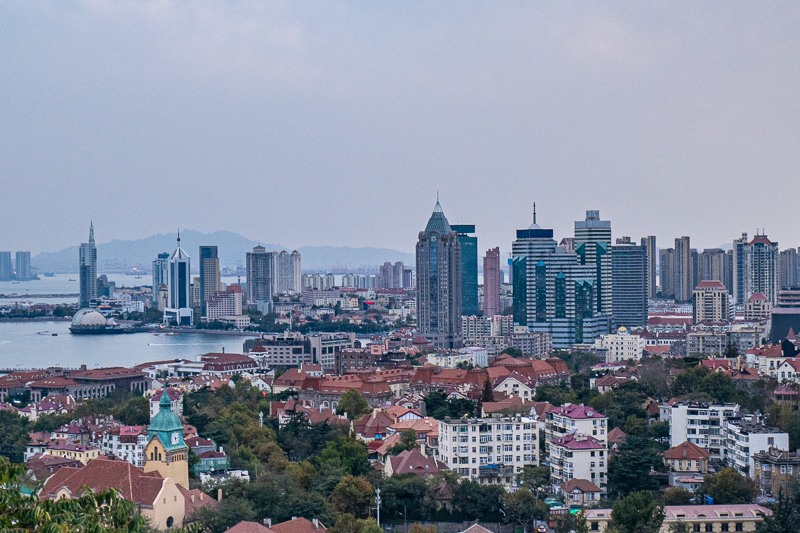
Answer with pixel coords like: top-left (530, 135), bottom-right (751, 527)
top-left (593, 327), bottom-right (645, 363)
top-left (549, 434), bottom-right (608, 492)
top-left (545, 404), bottom-right (608, 451)
top-left (724, 416), bottom-right (789, 477)
top-left (438, 416), bottom-right (538, 488)
top-left (669, 403), bottom-right (741, 463)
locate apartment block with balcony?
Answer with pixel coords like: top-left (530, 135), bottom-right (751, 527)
top-left (545, 404), bottom-right (608, 456)
top-left (723, 415), bottom-right (789, 477)
top-left (438, 416), bottom-right (538, 488)
top-left (549, 433), bottom-right (608, 492)
top-left (669, 403), bottom-right (741, 463)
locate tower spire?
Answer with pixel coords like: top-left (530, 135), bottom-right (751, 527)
top-left (533, 203), bottom-right (536, 225)
top-left (177, 229), bottom-right (180, 243)
top-left (89, 221), bottom-right (95, 245)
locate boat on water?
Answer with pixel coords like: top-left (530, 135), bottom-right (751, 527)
top-left (68, 279), bottom-right (76, 282)
top-left (43, 273), bottom-right (55, 277)
top-left (164, 332), bottom-right (181, 336)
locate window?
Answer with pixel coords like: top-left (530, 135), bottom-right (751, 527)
top-left (590, 523), bottom-right (599, 531)
top-left (705, 525), bottom-right (713, 532)
top-left (735, 524), bottom-right (743, 532)
top-left (721, 524), bottom-right (729, 532)
top-left (693, 525), bottom-right (700, 533)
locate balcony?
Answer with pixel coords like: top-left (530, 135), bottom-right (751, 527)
top-left (479, 464), bottom-right (508, 477)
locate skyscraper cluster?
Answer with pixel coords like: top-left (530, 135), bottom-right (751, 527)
top-left (0, 251), bottom-right (32, 281)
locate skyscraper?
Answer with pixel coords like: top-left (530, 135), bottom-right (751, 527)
top-left (79, 223), bottom-right (97, 308)
top-left (151, 252), bottom-right (169, 303)
top-left (277, 250), bottom-right (302, 294)
top-left (483, 247), bottom-right (501, 317)
top-left (641, 236), bottom-right (657, 299)
top-left (733, 233), bottom-right (749, 304)
top-left (611, 238), bottom-right (647, 328)
top-left (512, 210), bottom-right (609, 348)
top-left (14, 251), bottom-right (31, 280)
top-left (780, 248), bottom-right (799, 289)
top-left (0, 252), bottom-right (12, 281)
top-left (199, 246), bottom-right (221, 316)
top-left (416, 201), bottom-right (462, 349)
top-left (674, 236), bottom-right (692, 302)
top-left (743, 233), bottom-right (781, 304)
top-left (700, 249), bottom-right (727, 286)
top-left (165, 234), bottom-right (192, 326)
top-left (246, 245), bottom-right (274, 311)
top-left (659, 248), bottom-right (675, 298)
top-left (451, 224), bottom-right (478, 317)
top-left (574, 210), bottom-right (612, 316)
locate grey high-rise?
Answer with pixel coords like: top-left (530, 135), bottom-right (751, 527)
top-left (79, 223), bottom-right (97, 308)
top-left (0, 252), bottom-right (12, 281)
top-left (416, 201), bottom-right (462, 349)
top-left (14, 251), bottom-right (31, 280)
top-left (641, 236), bottom-right (657, 299)
top-left (199, 246), bottom-right (220, 315)
top-left (575, 210), bottom-right (612, 316)
top-left (611, 238), bottom-right (648, 328)
top-left (152, 252), bottom-right (170, 303)
top-left (674, 236), bottom-right (692, 302)
top-left (246, 245), bottom-right (275, 304)
top-left (451, 224), bottom-right (478, 316)
top-left (659, 248), bottom-right (675, 298)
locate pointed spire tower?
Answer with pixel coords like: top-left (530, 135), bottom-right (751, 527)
top-left (79, 222), bottom-right (98, 308)
top-left (144, 387), bottom-right (189, 488)
top-left (165, 231), bottom-right (193, 326)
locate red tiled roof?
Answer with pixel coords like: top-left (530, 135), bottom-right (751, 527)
top-left (695, 280), bottom-right (726, 289)
top-left (551, 433), bottom-right (604, 450)
top-left (271, 517), bottom-right (327, 533)
top-left (749, 293), bottom-right (768, 301)
top-left (663, 440), bottom-right (710, 460)
top-left (227, 522), bottom-right (273, 533)
top-left (552, 403), bottom-right (605, 420)
top-left (608, 427), bottom-right (627, 444)
top-left (389, 448), bottom-right (446, 476)
top-left (561, 478), bottom-right (603, 493)
top-left (151, 388), bottom-right (183, 402)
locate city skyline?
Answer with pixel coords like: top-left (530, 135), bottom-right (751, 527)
top-left (3, 4), bottom-right (800, 254)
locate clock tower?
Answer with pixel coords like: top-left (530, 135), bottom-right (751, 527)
top-left (144, 388), bottom-right (189, 488)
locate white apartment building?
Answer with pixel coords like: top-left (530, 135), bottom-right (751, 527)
top-left (460, 347), bottom-right (489, 367)
top-left (426, 351), bottom-right (475, 369)
top-left (205, 287), bottom-right (243, 319)
top-left (669, 403), bottom-right (741, 463)
top-left (96, 426), bottom-right (148, 468)
top-left (549, 433), bottom-right (608, 492)
top-left (724, 416), bottom-right (789, 477)
top-left (545, 404), bottom-right (608, 452)
top-left (593, 327), bottom-right (645, 363)
top-left (438, 416), bottom-right (539, 488)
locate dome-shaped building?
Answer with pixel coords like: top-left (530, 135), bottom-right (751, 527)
top-left (71, 309), bottom-right (109, 328)
top-left (69, 309), bottom-right (133, 334)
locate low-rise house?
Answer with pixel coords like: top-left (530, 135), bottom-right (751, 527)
top-left (560, 478), bottom-right (604, 507)
top-left (753, 447), bottom-right (800, 497)
top-left (584, 504), bottom-right (771, 533)
top-left (384, 448), bottom-right (447, 477)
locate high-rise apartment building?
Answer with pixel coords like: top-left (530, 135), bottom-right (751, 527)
top-left (451, 225), bottom-right (478, 317)
top-left (199, 246), bottom-right (221, 316)
top-left (641, 236), bottom-right (657, 299)
top-left (674, 236), bottom-right (693, 302)
top-left (151, 252), bottom-right (169, 303)
top-left (165, 234), bottom-right (192, 326)
top-left (734, 232), bottom-right (780, 305)
top-left (483, 247), bottom-right (501, 317)
top-left (78, 223), bottom-right (97, 308)
top-left (14, 251), bottom-right (31, 280)
top-left (574, 210), bottom-right (612, 315)
top-left (611, 238), bottom-right (647, 328)
top-left (246, 246), bottom-right (275, 306)
top-left (416, 201), bottom-right (462, 349)
top-left (277, 250), bottom-right (302, 294)
top-left (700, 249), bottom-right (727, 287)
top-left (659, 248), bottom-right (674, 298)
top-left (780, 248), bottom-right (799, 289)
top-left (512, 212), bottom-right (610, 348)
top-left (692, 281), bottom-right (730, 324)
top-left (376, 261), bottom-right (408, 289)
top-left (0, 252), bottom-right (12, 280)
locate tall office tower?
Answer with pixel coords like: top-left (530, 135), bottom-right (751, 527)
top-left (641, 236), bottom-right (657, 299)
top-left (742, 233), bottom-right (781, 304)
top-left (190, 277), bottom-right (201, 308)
top-left (0, 252), bottom-right (12, 280)
top-left (451, 224), bottom-right (478, 317)
top-left (659, 248), bottom-right (675, 298)
top-left (693, 281), bottom-right (731, 324)
top-left (416, 201), bottom-right (462, 349)
top-left (574, 210), bottom-right (612, 316)
top-left (165, 234), bottom-right (193, 326)
top-left (15, 251), bottom-right (31, 280)
top-left (701, 249), bottom-right (727, 285)
top-left (512, 210), bottom-right (609, 348)
top-left (78, 223), bottom-right (97, 308)
top-left (674, 236), bottom-right (692, 302)
top-left (780, 248), bottom-right (799, 289)
top-left (151, 252), bottom-right (170, 303)
top-left (483, 247), bottom-right (501, 317)
top-left (246, 245), bottom-right (274, 308)
top-left (611, 238), bottom-right (647, 328)
top-left (732, 233), bottom-right (749, 304)
top-left (724, 250), bottom-right (734, 295)
top-left (691, 249), bottom-right (699, 292)
top-left (402, 268), bottom-right (413, 289)
top-left (277, 250), bottom-right (301, 294)
top-left (199, 246), bottom-right (221, 315)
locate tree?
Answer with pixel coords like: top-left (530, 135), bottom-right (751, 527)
top-left (702, 467), bottom-right (756, 504)
top-left (330, 515), bottom-right (383, 533)
top-left (380, 473), bottom-right (434, 521)
top-left (500, 347), bottom-right (523, 358)
top-left (501, 486), bottom-right (546, 531)
top-left (607, 436), bottom-right (665, 497)
top-left (336, 389), bottom-right (370, 420)
top-left (409, 524), bottom-right (437, 533)
top-left (453, 480), bottom-right (504, 521)
top-left (481, 375), bottom-right (495, 403)
top-left (389, 429), bottom-right (420, 455)
top-left (756, 492), bottom-right (800, 533)
top-left (573, 510), bottom-right (590, 533)
top-left (317, 437), bottom-right (371, 477)
top-left (194, 496), bottom-right (257, 533)
top-left (518, 465), bottom-right (551, 499)
top-left (668, 522), bottom-right (691, 533)
top-left (0, 457), bottom-right (148, 531)
top-left (332, 475), bottom-right (375, 518)
top-left (607, 491), bottom-right (665, 533)
top-left (662, 487), bottom-right (695, 506)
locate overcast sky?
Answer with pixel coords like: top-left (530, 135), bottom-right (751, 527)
top-left (2, 2), bottom-right (799, 256)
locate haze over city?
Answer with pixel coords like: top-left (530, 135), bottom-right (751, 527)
top-left (3, 2), bottom-right (800, 254)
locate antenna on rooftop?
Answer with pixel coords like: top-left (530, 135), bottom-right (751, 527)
top-left (533, 202), bottom-right (537, 225)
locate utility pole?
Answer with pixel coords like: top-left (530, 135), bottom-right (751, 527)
top-left (259, 411), bottom-right (264, 428)
top-left (375, 487), bottom-right (381, 527)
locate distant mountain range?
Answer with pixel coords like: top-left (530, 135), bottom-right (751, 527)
top-left (31, 230), bottom-right (415, 274)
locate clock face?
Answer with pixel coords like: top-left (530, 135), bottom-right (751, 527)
top-left (171, 432), bottom-right (179, 445)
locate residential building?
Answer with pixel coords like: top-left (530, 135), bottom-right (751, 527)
top-left (164, 234), bottom-right (193, 326)
top-left (674, 236), bottom-right (693, 302)
top-left (734, 232), bottom-right (781, 305)
top-left (199, 246), bottom-right (220, 316)
top-left (770, 289), bottom-right (800, 343)
top-left (384, 448), bottom-right (447, 477)
top-left (663, 441), bottom-right (709, 475)
top-left (512, 210), bottom-right (610, 348)
top-left (723, 415), bottom-right (789, 476)
top-left (593, 327), bottom-right (645, 363)
top-left (693, 280), bottom-right (731, 324)
top-left (248, 331), bottom-right (312, 368)
top-left (575, 210), bottom-right (612, 316)
top-left (753, 447), bottom-right (800, 497)
top-left (660, 248), bottom-right (675, 298)
top-left (246, 246), bottom-right (275, 309)
top-left (0, 251), bottom-right (12, 280)
top-left (545, 403), bottom-right (608, 450)
top-left (744, 294), bottom-right (771, 321)
top-left (780, 248), bottom-right (799, 289)
top-left (701, 249), bottom-right (728, 288)
top-left (560, 479), bottom-right (605, 507)
top-left (451, 224), bottom-right (478, 317)
top-left (277, 250), bottom-right (302, 294)
top-left (549, 433), bottom-right (607, 491)
top-left (307, 332), bottom-right (357, 372)
top-left (483, 247), bottom-right (502, 317)
top-left (79, 223), bottom-right (97, 308)
top-left (151, 252), bottom-right (169, 303)
top-left (98, 426), bottom-right (148, 467)
top-left (641, 236), bottom-right (657, 299)
top-left (669, 402), bottom-right (741, 463)
top-left (584, 505), bottom-right (771, 533)
top-left (205, 286), bottom-right (248, 327)
top-left (611, 238), bottom-right (647, 328)
top-left (438, 416), bottom-right (538, 487)
top-left (416, 201), bottom-right (463, 349)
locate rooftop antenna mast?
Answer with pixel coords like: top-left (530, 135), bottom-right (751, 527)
top-left (533, 202), bottom-right (537, 225)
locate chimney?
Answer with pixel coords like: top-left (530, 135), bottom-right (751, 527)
top-left (264, 519), bottom-right (272, 528)
top-left (313, 519), bottom-right (320, 529)
top-left (217, 488), bottom-right (222, 501)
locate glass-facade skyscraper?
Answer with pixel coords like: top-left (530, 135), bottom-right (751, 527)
top-left (611, 238), bottom-right (647, 328)
top-left (165, 234), bottom-right (193, 325)
top-left (574, 210), bottom-right (612, 316)
top-left (152, 252), bottom-right (170, 303)
top-left (451, 224), bottom-right (478, 317)
top-left (79, 223), bottom-right (97, 308)
top-left (199, 245), bottom-right (221, 316)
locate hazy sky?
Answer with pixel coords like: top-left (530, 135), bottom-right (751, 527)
top-left (2, 2), bottom-right (799, 256)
